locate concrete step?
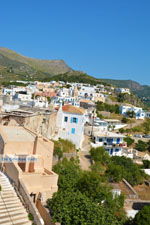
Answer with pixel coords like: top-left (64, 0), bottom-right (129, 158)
top-left (4, 218), bottom-right (32, 225)
top-left (2, 221), bottom-right (32, 225)
top-left (15, 222), bottom-right (32, 225)
top-left (0, 213), bottom-right (29, 224)
top-left (0, 204), bottom-right (23, 210)
top-left (0, 196), bottom-right (19, 203)
top-left (0, 206), bottom-right (27, 214)
top-left (0, 198), bottom-right (21, 205)
top-left (0, 193), bottom-right (17, 198)
top-left (0, 209), bottom-right (27, 219)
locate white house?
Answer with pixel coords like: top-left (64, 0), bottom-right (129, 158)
top-left (78, 86), bottom-right (96, 99)
top-left (51, 96), bottom-right (80, 108)
top-left (3, 87), bottom-right (27, 96)
top-left (115, 88), bottom-right (131, 95)
top-left (120, 105), bottom-right (145, 119)
top-left (57, 88), bottom-right (70, 97)
top-left (56, 105), bottom-right (86, 149)
top-left (13, 91), bottom-right (32, 102)
top-left (91, 131), bottom-right (126, 156)
top-left (33, 99), bottom-right (48, 108)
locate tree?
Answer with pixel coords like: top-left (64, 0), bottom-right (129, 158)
top-left (135, 140), bottom-right (148, 152)
top-left (124, 137), bottom-right (134, 147)
top-left (121, 117), bottom-right (129, 124)
top-left (132, 205), bottom-right (150, 225)
top-left (53, 157), bottom-right (81, 190)
top-left (47, 190), bottom-right (121, 225)
top-left (53, 145), bottom-right (63, 160)
top-left (47, 96), bottom-right (51, 103)
top-left (143, 119), bottom-right (150, 134)
top-left (146, 140), bottom-right (150, 152)
top-left (126, 111), bottom-right (136, 118)
top-left (77, 171), bottom-right (112, 203)
top-left (90, 147), bottom-right (110, 165)
top-left (106, 156), bottom-right (146, 186)
top-left (106, 163), bottom-right (125, 183)
top-left (142, 160), bottom-right (150, 169)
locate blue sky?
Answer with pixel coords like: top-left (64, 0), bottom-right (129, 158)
top-left (1, 0), bottom-right (150, 84)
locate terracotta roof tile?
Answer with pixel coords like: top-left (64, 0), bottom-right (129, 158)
top-left (62, 105), bottom-right (85, 115)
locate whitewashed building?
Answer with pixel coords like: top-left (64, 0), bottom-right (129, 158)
top-left (56, 105), bottom-right (86, 148)
top-left (13, 91), bottom-right (32, 102)
top-left (120, 105), bottom-right (145, 119)
top-left (91, 131), bottom-right (126, 156)
top-left (115, 88), bottom-right (131, 95)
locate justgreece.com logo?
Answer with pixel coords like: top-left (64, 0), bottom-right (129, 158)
top-left (0, 155), bottom-right (37, 163)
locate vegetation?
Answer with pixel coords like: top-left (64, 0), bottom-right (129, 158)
top-left (99, 78), bottom-right (150, 108)
top-left (119, 119), bottom-right (150, 134)
top-left (96, 101), bottom-right (120, 114)
top-left (47, 147), bottom-right (150, 224)
top-left (126, 111), bottom-right (136, 118)
top-left (135, 140), bottom-right (148, 152)
top-left (132, 205), bottom-right (150, 225)
top-left (90, 147), bottom-right (110, 165)
top-left (142, 160), bottom-right (150, 169)
top-left (47, 157), bottom-right (126, 225)
top-left (43, 71), bottom-right (110, 86)
top-left (90, 147), bottom-right (148, 186)
top-left (106, 156), bottom-right (146, 186)
top-left (53, 138), bottom-right (76, 159)
top-left (0, 47), bottom-right (71, 81)
top-left (124, 137), bottom-right (134, 147)
top-left (121, 117), bottom-right (129, 124)
top-left (28, 213), bottom-right (34, 221)
top-left (117, 93), bottom-right (143, 107)
top-left (0, 47), bottom-right (149, 109)
top-left (47, 190), bottom-right (122, 225)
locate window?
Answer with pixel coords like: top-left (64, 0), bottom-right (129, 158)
top-left (116, 138), bottom-right (120, 144)
top-left (64, 116), bottom-right (68, 122)
top-left (71, 117), bottom-right (78, 123)
top-left (71, 128), bottom-right (75, 134)
top-left (98, 138), bottom-right (103, 142)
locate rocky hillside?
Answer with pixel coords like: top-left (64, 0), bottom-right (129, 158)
top-left (99, 78), bottom-right (150, 106)
top-left (0, 47), bottom-right (72, 81)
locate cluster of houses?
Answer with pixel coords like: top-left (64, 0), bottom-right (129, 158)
top-left (0, 81), bottom-right (150, 159)
top-left (0, 80), bottom-right (150, 223)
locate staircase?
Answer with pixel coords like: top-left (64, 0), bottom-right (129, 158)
top-left (0, 172), bottom-right (32, 225)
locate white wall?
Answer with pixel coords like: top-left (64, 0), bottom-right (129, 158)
top-left (56, 108), bottom-right (85, 148)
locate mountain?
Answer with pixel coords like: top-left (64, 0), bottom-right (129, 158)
top-left (0, 47), bottom-right (72, 81)
top-left (0, 47), bottom-right (149, 106)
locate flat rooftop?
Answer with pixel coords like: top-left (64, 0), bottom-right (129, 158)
top-left (93, 131), bottom-right (125, 138)
top-left (0, 126), bottom-right (35, 142)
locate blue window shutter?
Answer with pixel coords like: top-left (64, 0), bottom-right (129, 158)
top-left (76, 118), bottom-right (78, 123)
top-left (70, 117), bottom-right (73, 123)
top-left (71, 128), bottom-right (75, 134)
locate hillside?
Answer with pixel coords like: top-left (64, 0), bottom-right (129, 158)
top-left (99, 78), bottom-right (150, 105)
top-left (0, 47), bottom-right (72, 81)
top-left (0, 47), bottom-right (150, 106)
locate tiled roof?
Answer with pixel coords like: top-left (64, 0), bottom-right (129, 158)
top-left (35, 92), bottom-right (56, 97)
top-left (62, 105), bottom-right (85, 115)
